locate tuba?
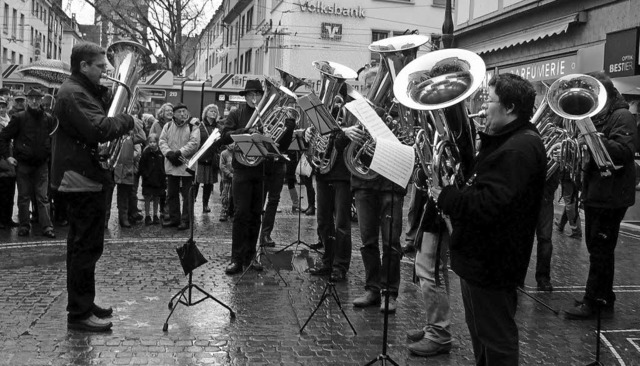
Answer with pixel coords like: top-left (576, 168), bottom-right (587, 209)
top-left (546, 74), bottom-right (618, 176)
top-left (234, 77), bottom-right (299, 167)
top-left (305, 61), bottom-right (358, 174)
top-left (343, 34), bottom-right (430, 180)
top-left (394, 48), bottom-right (485, 197)
top-left (98, 40), bottom-right (152, 170)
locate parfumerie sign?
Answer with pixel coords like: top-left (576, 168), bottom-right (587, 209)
top-left (500, 55), bottom-right (578, 82)
top-left (297, 1), bottom-right (366, 18)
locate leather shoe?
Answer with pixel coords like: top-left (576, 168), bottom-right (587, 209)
top-left (68, 314), bottom-right (112, 332)
top-left (119, 219), bottom-right (131, 228)
top-left (537, 280), bottom-right (553, 292)
top-left (407, 329), bottom-right (425, 342)
top-left (330, 270), bottom-right (346, 282)
top-left (380, 297), bottom-right (397, 313)
top-left (225, 262), bottom-right (242, 275)
top-left (249, 259), bottom-right (263, 271)
top-left (304, 206), bottom-right (315, 216)
top-left (163, 221), bottom-right (179, 228)
top-left (92, 304), bottom-right (113, 318)
top-left (177, 222), bottom-right (189, 230)
top-left (353, 290), bottom-right (381, 307)
top-left (564, 303), bottom-right (595, 320)
top-left (408, 338), bottom-right (452, 357)
top-left (309, 241), bottom-right (324, 250)
top-left (309, 265), bottom-right (331, 276)
top-left (262, 235), bottom-right (276, 247)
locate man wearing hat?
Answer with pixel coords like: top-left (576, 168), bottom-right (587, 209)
top-left (0, 88), bottom-right (55, 238)
top-left (158, 102), bottom-right (200, 230)
top-left (8, 91), bottom-right (26, 117)
top-left (214, 79), bottom-right (295, 274)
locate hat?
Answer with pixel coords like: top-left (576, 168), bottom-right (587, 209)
top-left (239, 79), bottom-right (264, 96)
top-left (0, 97), bottom-right (7, 105)
top-left (13, 91), bottom-right (26, 100)
top-left (173, 103), bottom-right (188, 112)
top-left (25, 88), bottom-right (45, 98)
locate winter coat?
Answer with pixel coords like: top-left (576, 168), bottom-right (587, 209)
top-left (219, 149), bottom-right (234, 180)
top-left (437, 118), bottom-right (546, 290)
top-left (198, 119), bottom-right (221, 167)
top-left (0, 121), bottom-right (15, 178)
top-left (139, 147), bottom-right (166, 190)
top-left (0, 107), bottom-right (54, 167)
top-left (583, 93), bottom-right (637, 208)
top-left (51, 73), bottom-right (134, 191)
top-left (159, 118), bottom-right (200, 177)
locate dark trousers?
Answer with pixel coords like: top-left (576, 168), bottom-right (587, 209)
top-left (583, 205), bottom-right (627, 306)
top-left (260, 161), bottom-right (286, 239)
top-left (232, 167), bottom-right (264, 265)
top-left (300, 174), bottom-right (315, 209)
top-left (0, 176), bottom-right (16, 224)
top-left (405, 183), bottom-right (428, 245)
top-left (116, 184), bottom-right (132, 219)
top-left (317, 180), bottom-right (352, 274)
top-left (534, 172), bottom-right (559, 283)
top-left (16, 163), bottom-right (52, 230)
top-left (66, 190), bottom-right (107, 321)
top-left (167, 175), bottom-right (193, 225)
top-left (460, 278), bottom-right (519, 366)
top-left (354, 189), bottom-right (403, 297)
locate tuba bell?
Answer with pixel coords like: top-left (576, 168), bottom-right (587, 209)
top-left (305, 60), bottom-right (358, 174)
top-left (98, 40), bottom-right (152, 170)
top-left (234, 77), bottom-right (299, 167)
top-left (394, 48), bottom-right (485, 194)
top-left (343, 34), bottom-right (430, 180)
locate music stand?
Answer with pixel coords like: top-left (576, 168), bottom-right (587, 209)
top-left (276, 130), bottom-right (321, 255)
top-left (297, 93), bottom-right (342, 135)
top-left (586, 299), bottom-right (607, 366)
top-left (231, 133), bottom-right (289, 287)
top-left (163, 185), bottom-right (236, 331)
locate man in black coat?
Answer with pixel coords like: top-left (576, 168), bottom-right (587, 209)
top-left (564, 72), bottom-right (637, 319)
top-left (434, 73), bottom-right (546, 365)
top-left (52, 42), bottom-right (134, 332)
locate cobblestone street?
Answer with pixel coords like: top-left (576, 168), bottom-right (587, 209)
top-left (1, 187), bottom-right (639, 365)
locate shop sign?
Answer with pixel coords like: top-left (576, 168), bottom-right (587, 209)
top-left (499, 55), bottom-right (577, 82)
top-left (321, 23), bottom-right (342, 41)
top-left (218, 94), bottom-right (226, 101)
top-left (297, 1), bottom-right (366, 18)
top-left (229, 95), bottom-right (246, 102)
top-left (604, 28), bottom-right (639, 78)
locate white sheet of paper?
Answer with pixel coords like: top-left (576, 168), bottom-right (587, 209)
top-left (370, 137), bottom-right (415, 188)
top-left (345, 99), bottom-right (399, 143)
top-left (187, 129), bottom-right (220, 169)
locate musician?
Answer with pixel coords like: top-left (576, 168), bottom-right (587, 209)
top-left (218, 79), bottom-right (295, 275)
top-left (52, 42), bottom-right (134, 332)
top-left (434, 73), bottom-right (545, 364)
top-left (564, 71), bottom-right (637, 320)
top-left (306, 90), bottom-right (352, 282)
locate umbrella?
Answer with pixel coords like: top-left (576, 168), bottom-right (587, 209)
top-left (16, 59), bottom-right (72, 89)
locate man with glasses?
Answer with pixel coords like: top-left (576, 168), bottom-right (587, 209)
top-left (433, 73), bottom-right (546, 364)
top-left (52, 42), bottom-right (134, 332)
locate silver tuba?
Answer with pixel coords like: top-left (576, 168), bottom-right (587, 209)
top-left (98, 40), bottom-right (152, 170)
top-left (234, 77), bottom-right (299, 167)
top-left (546, 74), bottom-right (618, 175)
top-left (394, 48), bottom-right (485, 195)
top-left (343, 34), bottom-right (430, 180)
top-left (305, 60), bottom-right (358, 174)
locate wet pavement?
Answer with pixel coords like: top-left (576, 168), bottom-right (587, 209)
top-left (1, 185), bottom-right (640, 365)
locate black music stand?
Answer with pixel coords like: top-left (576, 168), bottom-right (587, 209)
top-left (231, 133), bottom-right (289, 287)
top-left (276, 131), bottom-right (321, 255)
top-left (586, 299), bottom-right (607, 366)
top-left (299, 234), bottom-right (356, 335)
top-left (297, 93), bottom-right (342, 135)
top-left (163, 185), bottom-right (236, 331)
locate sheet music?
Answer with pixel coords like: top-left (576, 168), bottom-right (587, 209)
top-left (370, 137), bottom-right (415, 188)
top-left (187, 129), bottom-right (221, 169)
top-left (345, 99), bottom-right (399, 143)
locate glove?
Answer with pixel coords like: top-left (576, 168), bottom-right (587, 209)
top-left (165, 151), bottom-right (175, 162)
top-left (170, 150), bottom-right (183, 166)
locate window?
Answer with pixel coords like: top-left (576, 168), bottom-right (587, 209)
top-left (3, 5), bottom-right (9, 34)
top-left (11, 51), bottom-right (16, 64)
top-left (31, 0), bottom-right (35, 15)
top-left (2, 48), bottom-right (7, 64)
top-left (246, 7), bottom-right (253, 34)
top-left (244, 49), bottom-right (252, 73)
top-left (20, 14), bottom-right (24, 41)
top-left (12, 9), bottom-right (17, 37)
top-left (239, 54), bottom-right (243, 73)
top-left (240, 15), bottom-right (245, 37)
top-left (370, 30), bottom-right (389, 64)
top-left (19, 54), bottom-right (23, 65)
top-left (257, 0), bottom-right (266, 24)
top-left (433, 0), bottom-right (455, 7)
top-left (30, 26), bottom-right (34, 45)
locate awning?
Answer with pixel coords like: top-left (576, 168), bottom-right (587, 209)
top-left (468, 12), bottom-right (586, 55)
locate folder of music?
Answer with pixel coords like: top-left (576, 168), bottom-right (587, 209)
top-left (231, 133), bottom-right (288, 160)
top-left (297, 93), bottom-right (342, 135)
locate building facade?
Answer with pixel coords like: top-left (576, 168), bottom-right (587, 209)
top-left (453, 0), bottom-right (640, 112)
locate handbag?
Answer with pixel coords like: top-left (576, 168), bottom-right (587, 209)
top-left (295, 155), bottom-right (312, 177)
top-left (176, 238), bottom-right (208, 275)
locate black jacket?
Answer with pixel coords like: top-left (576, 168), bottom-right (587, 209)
top-left (583, 93), bottom-right (636, 208)
top-left (0, 107), bottom-right (54, 166)
top-left (52, 73), bottom-right (134, 190)
top-left (139, 147), bottom-right (166, 190)
top-left (437, 118), bottom-right (546, 290)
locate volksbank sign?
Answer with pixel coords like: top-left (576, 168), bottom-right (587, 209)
top-left (297, 1), bottom-right (366, 18)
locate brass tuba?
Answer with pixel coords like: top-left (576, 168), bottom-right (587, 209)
top-left (98, 40), bottom-right (152, 170)
top-left (394, 48), bottom-right (485, 194)
top-left (234, 77), bottom-right (299, 167)
top-left (343, 34), bottom-right (430, 180)
top-left (546, 74), bottom-right (618, 175)
top-left (305, 60), bottom-right (358, 174)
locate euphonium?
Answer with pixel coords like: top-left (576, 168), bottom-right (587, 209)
top-left (234, 77), bottom-right (299, 167)
top-left (546, 74), bottom-right (618, 176)
top-left (305, 61), bottom-right (358, 174)
top-left (98, 40), bottom-right (152, 170)
top-left (394, 48), bottom-right (485, 194)
top-left (343, 34), bottom-right (430, 180)
top-left (531, 98), bottom-right (572, 180)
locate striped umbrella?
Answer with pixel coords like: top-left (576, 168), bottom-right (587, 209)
top-left (16, 59), bottom-right (71, 89)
